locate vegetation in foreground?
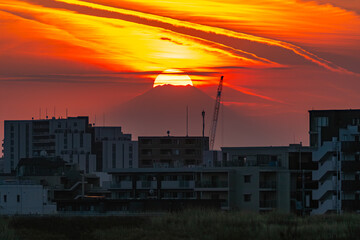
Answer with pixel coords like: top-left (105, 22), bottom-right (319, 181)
top-left (1, 210), bottom-right (360, 240)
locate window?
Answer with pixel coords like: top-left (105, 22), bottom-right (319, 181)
top-left (316, 117), bottom-right (328, 127)
top-left (160, 139), bottom-right (172, 144)
top-left (244, 175), bottom-right (251, 183)
top-left (3, 195), bottom-right (7, 203)
top-left (244, 194), bottom-right (251, 202)
top-left (141, 139), bottom-right (152, 144)
top-left (17, 195), bottom-right (20, 202)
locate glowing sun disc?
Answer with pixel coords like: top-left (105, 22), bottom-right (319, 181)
top-left (153, 69), bottom-right (193, 87)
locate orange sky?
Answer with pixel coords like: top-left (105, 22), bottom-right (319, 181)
top-left (1, 0), bottom-right (360, 149)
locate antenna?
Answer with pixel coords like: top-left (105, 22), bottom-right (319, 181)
top-left (202, 110), bottom-right (205, 138)
top-left (186, 106), bottom-right (189, 136)
top-left (46, 108), bottom-right (48, 119)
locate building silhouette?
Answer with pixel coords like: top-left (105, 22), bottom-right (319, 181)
top-left (3, 117), bottom-right (137, 174)
top-left (2, 109), bottom-right (360, 215)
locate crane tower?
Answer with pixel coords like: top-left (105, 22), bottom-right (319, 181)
top-left (209, 76), bottom-right (223, 150)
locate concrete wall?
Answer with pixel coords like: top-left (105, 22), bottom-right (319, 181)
top-left (0, 184), bottom-right (56, 215)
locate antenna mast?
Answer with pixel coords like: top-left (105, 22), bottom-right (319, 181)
top-left (209, 76), bottom-right (224, 150)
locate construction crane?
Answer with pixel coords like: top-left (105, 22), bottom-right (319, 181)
top-left (209, 76), bottom-right (223, 150)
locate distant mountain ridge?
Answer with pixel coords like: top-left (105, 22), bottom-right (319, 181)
top-left (109, 85), bottom-right (306, 148)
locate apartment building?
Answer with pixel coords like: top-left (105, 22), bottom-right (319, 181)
top-left (138, 136), bottom-right (209, 168)
top-left (3, 117), bottom-right (137, 174)
top-left (106, 158), bottom-right (304, 213)
top-left (310, 110), bottom-right (360, 214)
top-left (94, 127), bottom-right (138, 171)
top-left (3, 117), bottom-right (95, 173)
top-left (107, 168), bottom-right (234, 210)
top-left (222, 145), bottom-right (317, 214)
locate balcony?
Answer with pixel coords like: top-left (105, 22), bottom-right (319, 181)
top-left (342, 180), bottom-right (360, 191)
top-left (342, 142), bottom-right (360, 153)
top-left (342, 161), bottom-right (360, 172)
top-left (259, 181), bottom-right (276, 190)
top-left (342, 200), bottom-right (360, 212)
top-left (161, 180), bottom-right (195, 189)
top-left (136, 181), bottom-right (157, 189)
top-left (260, 200), bottom-right (277, 208)
top-left (109, 181), bottom-right (133, 189)
top-left (195, 181), bottom-right (228, 191)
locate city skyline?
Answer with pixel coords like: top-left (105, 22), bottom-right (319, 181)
top-left (1, 0), bottom-right (360, 150)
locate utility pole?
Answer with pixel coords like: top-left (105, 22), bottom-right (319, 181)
top-left (202, 110), bottom-right (205, 138)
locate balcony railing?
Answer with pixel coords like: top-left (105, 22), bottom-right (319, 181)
top-left (342, 181), bottom-right (360, 191)
top-left (259, 181), bottom-right (276, 189)
top-left (109, 181), bottom-right (133, 189)
top-left (195, 181), bottom-right (228, 188)
top-left (342, 141), bottom-right (360, 153)
top-left (136, 181), bottom-right (157, 189)
top-left (342, 161), bottom-right (360, 171)
top-left (260, 200), bottom-right (277, 208)
top-left (161, 181), bottom-right (195, 189)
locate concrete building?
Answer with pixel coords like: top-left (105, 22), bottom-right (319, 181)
top-left (3, 116), bottom-right (96, 173)
top-left (0, 180), bottom-right (56, 215)
top-left (106, 165), bottom-right (293, 213)
top-left (3, 117), bottom-right (137, 174)
top-left (107, 168), bottom-right (234, 210)
top-left (94, 127), bottom-right (138, 171)
top-left (138, 136), bottom-right (209, 168)
top-left (106, 142), bottom-right (317, 214)
top-left (222, 144), bottom-right (317, 214)
top-left (310, 110), bottom-right (360, 214)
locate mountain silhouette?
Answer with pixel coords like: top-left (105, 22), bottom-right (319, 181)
top-left (108, 85), bottom-right (307, 148)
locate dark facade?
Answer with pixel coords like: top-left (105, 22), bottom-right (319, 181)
top-left (310, 109), bottom-right (360, 214)
top-left (309, 109), bottom-right (360, 147)
top-left (138, 136), bottom-right (209, 168)
top-left (288, 148), bottom-right (318, 215)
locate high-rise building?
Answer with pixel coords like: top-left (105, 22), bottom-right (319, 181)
top-left (310, 110), bottom-right (360, 214)
top-left (3, 117), bottom-right (95, 173)
top-left (3, 117), bottom-right (137, 174)
top-left (94, 127), bottom-right (138, 171)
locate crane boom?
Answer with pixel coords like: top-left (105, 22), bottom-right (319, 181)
top-left (209, 76), bottom-right (223, 150)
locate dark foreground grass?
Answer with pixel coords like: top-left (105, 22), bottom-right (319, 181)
top-left (2, 210), bottom-right (360, 240)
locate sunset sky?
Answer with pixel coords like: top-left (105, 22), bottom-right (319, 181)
top-left (1, 0), bottom-right (360, 149)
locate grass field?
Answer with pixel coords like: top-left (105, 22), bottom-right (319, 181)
top-left (1, 210), bottom-right (360, 240)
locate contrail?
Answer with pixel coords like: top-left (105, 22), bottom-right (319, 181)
top-left (55, 0), bottom-right (360, 76)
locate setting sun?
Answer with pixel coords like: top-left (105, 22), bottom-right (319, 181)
top-left (153, 69), bottom-right (193, 87)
